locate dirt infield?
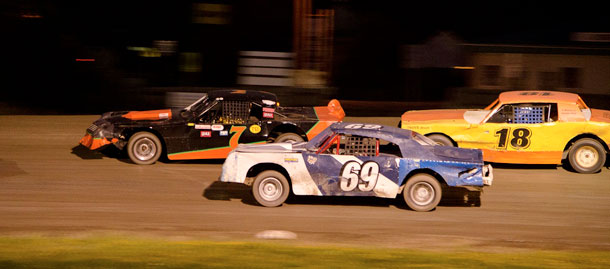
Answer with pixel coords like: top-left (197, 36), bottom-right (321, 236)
top-left (0, 115), bottom-right (609, 251)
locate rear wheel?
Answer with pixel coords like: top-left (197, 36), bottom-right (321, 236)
top-left (252, 171), bottom-right (290, 207)
top-left (127, 132), bottom-right (162, 165)
top-left (568, 138), bottom-right (606, 173)
top-left (275, 133), bottom-right (304, 143)
top-left (426, 134), bottom-right (453, 146)
top-left (403, 173), bottom-right (442, 212)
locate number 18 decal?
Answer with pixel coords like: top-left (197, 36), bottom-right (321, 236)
top-left (340, 161), bottom-right (380, 192)
top-left (495, 127), bottom-right (532, 149)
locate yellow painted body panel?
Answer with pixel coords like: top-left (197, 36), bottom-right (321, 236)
top-left (403, 119), bottom-right (610, 164)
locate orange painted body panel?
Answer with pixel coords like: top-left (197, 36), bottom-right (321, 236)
top-left (122, 109), bottom-right (172, 121)
top-left (498, 91), bottom-right (583, 105)
top-left (482, 149), bottom-right (563, 164)
top-left (168, 126), bottom-right (247, 160)
top-left (168, 147), bottom-right (234, 160)
top-left (79, 133), bottom-right (118, 150)
top-left (401, 109), bottom-right (467, 122)
top-left (590, 109), bottom-right (610, 124)
top-left (308, 99), bottom-right (345, 140)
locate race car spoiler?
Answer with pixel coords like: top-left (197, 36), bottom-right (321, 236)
top-left (315, 99), bottom-right (345, 121)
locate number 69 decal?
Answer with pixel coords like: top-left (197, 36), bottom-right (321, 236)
top-left (339, 161), bottom-right (380, 192)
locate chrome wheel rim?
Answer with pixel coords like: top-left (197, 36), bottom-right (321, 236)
top-left (259, 177), bottom-right (283, 201)
top-left (410, 182), bottom-right (435, 206)
top-left (133, 138), bottom-right (157, 161)
top-left (575, 145), bottom-right (598, 168)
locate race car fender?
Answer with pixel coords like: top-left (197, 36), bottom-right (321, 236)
top-left (221, 151), bottom-right (322, 196)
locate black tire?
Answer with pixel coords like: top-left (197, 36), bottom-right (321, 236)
top-left (403, 173), bottom-right (442, 212)
top-left (426, 134), bottom-right (453, 146)
top-left (252, 170), bottom-right (290, 207)
top-left (275, 133), bottom-right (304, 143)
top-left (567, 138), bottom-right (606, 174)
top-left (127, 132), bottom-right (163, 165)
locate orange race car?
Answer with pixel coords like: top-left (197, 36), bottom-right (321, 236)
top-left (401, 91), bottom-right (610, 173)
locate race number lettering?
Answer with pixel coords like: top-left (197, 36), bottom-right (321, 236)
top-left (339, 161), bottom-right (380, 192)
top-left (495, 128), bottom-right (532, 149)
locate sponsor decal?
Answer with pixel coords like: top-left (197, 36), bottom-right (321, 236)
top-left (262, 100), bottom-right (276, 106)
top-left (195, 124), bottom-right (211, 130)
top-left (307, 155), bottom-right (317, 165)
top-left (262, 107), bottom-right (275, 118)
top-left (219, 130), bottom-right (229, 136)
top-left (249, 125), bottom-right (261, 134)
top-left (211, 124), bottom-right (224, 131)
top-left (159, 113), bottom-right (169, 119)
top-left (200, 131), bottom-right (212, 137)
top-left (187, 123), bottom-right (195, 126)
top-left (284, 157), bottom-right (298, 163)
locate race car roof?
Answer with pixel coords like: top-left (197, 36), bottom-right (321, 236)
top-left (207, 89), bottom-right (277, 103)
top-left (329, 122), bottom-right (415, 142)
top-left (499, 91), bottom-right (582, 104)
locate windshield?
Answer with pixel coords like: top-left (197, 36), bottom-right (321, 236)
top-left (184, 94), bottom-right (209, 113)
top-left (412, 132), bottom-right (436, 146)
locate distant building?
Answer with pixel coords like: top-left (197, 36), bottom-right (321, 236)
top-left (461, 33), bottom-right (610, 96)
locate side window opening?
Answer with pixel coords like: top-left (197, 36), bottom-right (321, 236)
top-left (378, 139), bottom-right (402, 157)
top-left (219, 101), bottom-right (250, 124)
top-left (487, 103), bottom-right (557, 124)
top-left (249, 102), bottom-right (262, 122)
top-left (318, 134), bottom-right (380, 157)
top-left (344, 135), bottom-right (378, 157)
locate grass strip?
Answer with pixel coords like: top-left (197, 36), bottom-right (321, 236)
top-left (0, 236), bottom-right (609, 268)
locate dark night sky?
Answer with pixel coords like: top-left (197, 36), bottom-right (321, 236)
top-left (2, 0), bottom-right (610, 112)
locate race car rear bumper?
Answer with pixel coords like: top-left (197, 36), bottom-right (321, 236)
top-left (482, 164), bottom-right (493, 186)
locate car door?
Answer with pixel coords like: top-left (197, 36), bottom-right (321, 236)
top-left (301, 133), bottom-right (400, 198)
top-left (168, 99), bottom-right (261, 159)
top-left (465, 103), bottom-right (562, 164)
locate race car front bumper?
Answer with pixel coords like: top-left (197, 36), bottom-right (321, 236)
top-left (79, 133), bottom-right (118, 150)
top-left (79, 123), bottom-right (120, 150)
top-left (482, 164), bottom-right (493, 186)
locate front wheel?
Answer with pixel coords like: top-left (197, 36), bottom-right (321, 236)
top-left (252, 171), bottom-right (290, 207)
top-left (403, 173), bottom-right (442, 212)
top-left (567, 138), bottom-right (606, 173)
top-left (127, 132), bottom-right (163, 165)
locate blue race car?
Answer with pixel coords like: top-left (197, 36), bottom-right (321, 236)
top-left (220, 122), bottom-right (492, 211)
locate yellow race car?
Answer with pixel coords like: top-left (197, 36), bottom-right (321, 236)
top-left (401, 91), bottom-right (610, 173)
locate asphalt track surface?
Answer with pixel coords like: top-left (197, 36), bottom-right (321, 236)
top-left (1, 115), bottom-right (609, 251)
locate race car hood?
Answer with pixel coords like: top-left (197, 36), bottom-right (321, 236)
top-left (235, 142), bottom-right (308, 153)
top-left (120, 109), bottom-right (173, 121)
top-left (401, 109), bottom-right (469, 123)
top-left (590, 108), bottom-right (610, 123)
top-left (95, 108), bottom-right (185, 126)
